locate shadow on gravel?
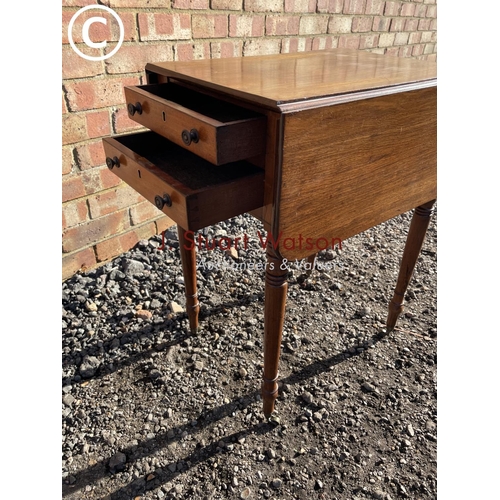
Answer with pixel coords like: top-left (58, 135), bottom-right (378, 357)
top-left (62, 331), bottom-right (386, 498)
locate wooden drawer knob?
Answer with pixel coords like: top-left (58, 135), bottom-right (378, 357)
top-left (181, 128), bottom-right (199, 146)
top-left (155, 194), bottom-right (172, 210)
top-left (127, 102), bottom-right (142, 116)
top-left (106, 156), bottom-right (120, 169)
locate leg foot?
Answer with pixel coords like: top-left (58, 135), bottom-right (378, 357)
top-left (386, 200), bottom-right (435, 333)
top-left (177, 225), bottom-right (200, 333)
top-left (262, 242), bottom-right (288, 416)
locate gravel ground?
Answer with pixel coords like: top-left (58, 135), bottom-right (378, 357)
top-left (62, 209), bottom-right (437, 500)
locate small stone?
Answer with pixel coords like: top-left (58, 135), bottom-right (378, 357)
top-left (401, 439), bottom-right (412, 448)
top-left (426, 420), bottom-right (436, 431)
top-left (122, 259), bottom-right (145, 276)
top-left (193, 361), bottom-right (204, 371)
top-left (361, 382), bottom-right (376, 393)
top-left (168, 463), bottom-right (177, 473)
top-left (136, 309), bottom-right (152, 320)
top-left (407, 424), bottom-right (415, 437)
top-left (228, 247), bottom-right (239, 259)
top-left (313, 411), bottom-right (323, 422)
top-left (108, 452), bottom-right (126, 472)
top-left (357, 306), bottom-right (371, 317)
top-left (150, 299), bottom-right (162, 309)
top-left (267, 449), bottom-right (276, 459)
top-left (315, 479), bottom-right (324, 490)
top-left (63, 394), bottom-right (75, 406)
top-left (79, 356), bottom-right (100, 378)
top-left (268, 415), bottom-right (281, 426)
top-left (170, 301), bottom-right (184, 313)
top-left (85, 301), bottom-right (97, 312)
top-left (240, 487), bottom-right (252, 499)
top-left (271, 478), bottom-right (282, 489)
top-left (238, 367), bottom-right (248, 378)
top-left (302, 391), bottom-right (314, 404)
top-left (339, 451), bottom-right (349, 461)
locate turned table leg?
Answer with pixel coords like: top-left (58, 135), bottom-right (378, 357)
top-left (262, 242), bottom-right (288, 417)
top-left (177, 225), bottom-right (200, 334)
top-left (386, 200), bottom-right (435, 333)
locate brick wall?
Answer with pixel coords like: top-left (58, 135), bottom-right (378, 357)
top-left (62, 0), bottom-right (437, 280)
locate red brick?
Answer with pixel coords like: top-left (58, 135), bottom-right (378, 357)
top-left (385, 47), bottom-right (399, 56)
top-left (359, 33), bottom-right (379, 49)
top-left (75, 141), bottom-right (106, 171)
top-left (138, 13), bottom-right (191, 41)
top-left (63, 93), bottom-right (68, 115)
top-left (63, 0), bottom-right (96, 6)
top-left (63, 10), bottom-right (136, 45)
top-left (384, 1), bottom-right (401, 16)
top-left (398, 45), bottom-right (412, 58)
top-left (192, 14), bottom-right (228, 38)
top-left (63, 147), bottom-right (74, 176)
top-left (64, 77), bottom-right (139, 112)
top-left (352, 17), bottom-right (373, 33)
top-left (343, 0), bottom-right (366, 15)
top-left (394, 32), bottom-right (409, 45)
top-left (365, 0), bottom-right (384, 15)
top-left (88, 185), bottom-right (144, 219)
top-left (81, 165), bottom-right (121, 196)
top-left (155, 216), bottom-right (175, 235)
top-left (418, 18), bottom-right (431, 30)
top-left (430, 18), bottom-right (437, 30)
top-left (63, 208), bottom-right (130, 253)
top-left (311, 36), bottom-right (338, 50)
top-left (423, 0), bottom-right (436, 4)
top-left (405, 18), bottom-right (419, 31)
top-left (266, 16), bottom-right (300, 36)
top-left (229, 15), bottom-right (265, 37)
top-left (427, 53), bottom-right (437, 61)
top-left (105, 44), bottom-right (173, 74)
top-left (338, 34), bottom-right (361, 49)
top-left (174, 42), bottom-right (211, 61)
top-left (63, 175), bottom-right (86, 202)
top-left (95, 223), bottom-right (156, 263)
top-left (62, 247), bottom-right (97, 280)
top-left (281, 37), bottom-right (313, 53)
top-left (390, 17), bottom-right (405, 32)
top-left (412, 44), bottom-right (424, 56)
top-left (408, 31), bottom-right (422, 44)
top-left (414, 3), bottom-right (427, 17)
top-left (212, 0), bottom-right (243, 9)
top-left (420, 31), bottom-right (432, 43)
top-left (299, 15), bottom-right (329, 35)
top-left (62, 47), bottom-right (104, 80)
top-left (372, 16), bottom-right (391, 31)
top-left (172, 0), bottom-right (209, 7)
top-left (284, 0), bottom-right (316, 13)
top-left (62, 113), bottom-right (87, 145)
top-left (317, 0), bottom-right (344, 13)
top-left (63, 199), bottom-right (90, 230)
top-left (426, 5), bottom-right (437, 18)
top-left (85, 111), bottom-right (110, 140)
top-left (243, 39), bottom-right (281, 56)
top-left (103, 0), bottom-right (173, 6)
top-left (401, 2), bottom-right (415, 16)
top-left (244, 0), bottom-right (282, 12)
top-left (211, 40), bottom-right (243, 58)
top-left (130, 201), bottom-right (163, 225)
top-left (112, 107), bottom-right (144, 134)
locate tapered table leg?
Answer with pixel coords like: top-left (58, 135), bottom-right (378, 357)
top-left (262, 242), bottom-right (288, 417)
top-left (177, 225), bottom-right (200, 334)
top-left (305, 253), bottom-right (316, 275)
top-left (386, 200), bottom-right (435, 333)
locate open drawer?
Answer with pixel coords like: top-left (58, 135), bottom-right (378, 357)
top-left (124, 82), bottom-right (266, 165)
top-left (102, 131), bottom-right (265, 231)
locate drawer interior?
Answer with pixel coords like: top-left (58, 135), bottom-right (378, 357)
top-left (134, 83), bottom-right (263, 124)
top-left (115, 132), bottom-right (263, 191)
top-left (104, 131), bottom-right (265, 230)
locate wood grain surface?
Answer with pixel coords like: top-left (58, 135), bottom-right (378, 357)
top-left (276, 86), bottom-right (437, 261)
top-left (146, 49), bottom-right (437, 109)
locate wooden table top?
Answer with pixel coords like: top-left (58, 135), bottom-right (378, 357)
top-left (147, 49), bottom-right (437, 109)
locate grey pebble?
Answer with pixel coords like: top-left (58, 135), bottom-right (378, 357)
top-left (79, 356), bottom-right (100, 378)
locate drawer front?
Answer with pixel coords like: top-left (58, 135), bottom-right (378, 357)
top-left (102, 131), bottom-right (265, 231)
top-left (124, 83), bottom-right (266, 165)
